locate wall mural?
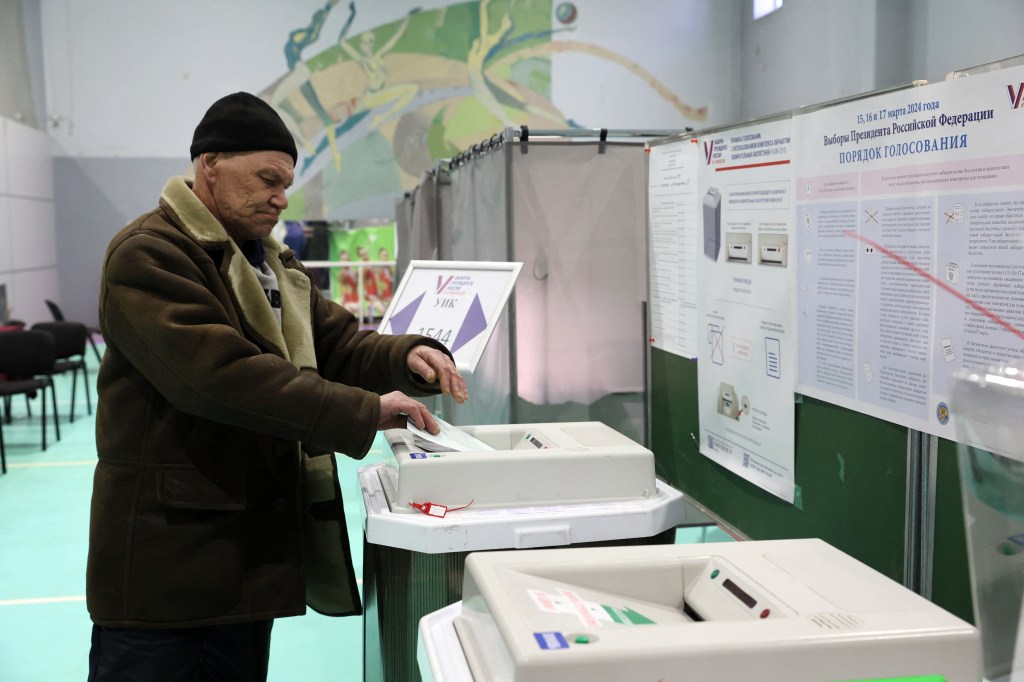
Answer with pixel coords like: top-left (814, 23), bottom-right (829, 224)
top-left (262, 0), bottom-right (708, 220)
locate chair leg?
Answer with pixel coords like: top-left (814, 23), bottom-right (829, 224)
top-left (69, 368), bottom-right (78, 423)
top-left (41, 384), bottom-right (47, 451)
top-left (49, 380), bottom-right (60, 443)
top-left (0, 420), bottom-right (6, 474)
top-left (84, 364), bottom-right (93, 416)
top-left (4, 395), bottom-right (11, 423)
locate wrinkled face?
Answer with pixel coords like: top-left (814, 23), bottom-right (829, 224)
top-left (204, 150), bottom-right (294, 244)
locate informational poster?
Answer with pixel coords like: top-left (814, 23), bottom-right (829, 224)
top-left (647, 140), bottom-right (701, 359)
top-left (695, 118), bottom-right (798, 503)
top-left (795, 65), bottom-right (1024, 441)
top-left (379, 260), bottom-right (522, 372)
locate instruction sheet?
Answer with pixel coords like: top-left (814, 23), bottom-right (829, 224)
top-left (648, 141), bottom-right (702, 359)
top-left (695, 118), bottom-right (798, 503)
top-left (795, 64), bottom-right (1024, 441)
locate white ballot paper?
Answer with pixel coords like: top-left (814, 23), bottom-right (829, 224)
top-left (406, 416), bottom-right (494, 453)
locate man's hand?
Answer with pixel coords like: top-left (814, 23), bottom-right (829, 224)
top-left (407, 345), bottom-right (468, 404)
top-left (379, 391), bottom-right (438, 434)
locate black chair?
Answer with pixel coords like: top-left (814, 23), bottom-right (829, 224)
top-left (31, 321), bottom-right (92, 422)
top-left (0, 330), bottom-right (61, 473)
top-left (45, 300), bottom-right (102, 363)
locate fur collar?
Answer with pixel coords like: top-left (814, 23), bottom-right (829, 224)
top-left (160, 176), bottom-right (316, 371)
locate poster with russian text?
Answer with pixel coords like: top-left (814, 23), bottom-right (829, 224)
top-left (648, 140), bottom-right (701, 359)
top-left (795, 66), bottom-right (1024, 442)
top-left (696, 118), bottom-right (797, 503)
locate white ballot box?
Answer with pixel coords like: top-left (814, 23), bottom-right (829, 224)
top-left (382, 421), bottom-right (657, 513)
top-left (361, 420), bottom-right (686, 682)
top-left (419, 539), bottom-right (982, 682)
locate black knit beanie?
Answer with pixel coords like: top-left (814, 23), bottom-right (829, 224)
top-left (189, 92), bottom-right (297, 163)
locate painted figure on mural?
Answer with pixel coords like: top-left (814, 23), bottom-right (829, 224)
top-left (340, 8), bottom-right (420, 130)
top-left (272, 0), bottom-right (356, 170)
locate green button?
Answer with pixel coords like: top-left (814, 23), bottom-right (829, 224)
top-left (574, 635), bottom-right (589, 644)
top-left (710, 569), bottom-right (720, 579)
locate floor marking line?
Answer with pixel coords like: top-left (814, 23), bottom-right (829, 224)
top-left (7, 460), bottom-right (97, 468)
top-left (0, 595), bottom-right (86, 606)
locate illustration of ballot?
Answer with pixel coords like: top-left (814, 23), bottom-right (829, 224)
top-left (758, 235), bottom-right (788, 267)
top-left (765, 337), bottom-right (781, 378)
top-left (942, 203), bottom-right (963, 224)
top-left (726, 233), bottom-right (752, 263)
top-left (945, 262), bottom-right (960, 284)
top-left (718, 382), bottom-right (740, 420)
top-left (863, 362), bottom-right (874, 383)
top-left (708, 324), bottom-right (724, 365)
top-left (941, 338), bottom-right (956, 363)
top-left (803, 211), bottom-right (812, 230)
top-left (703, 187), bottom-right (722, 261)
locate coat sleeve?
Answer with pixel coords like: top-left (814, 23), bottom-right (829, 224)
top-left (100, 228), bottom-right (381, 458)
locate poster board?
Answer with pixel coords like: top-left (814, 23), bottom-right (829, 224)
top-left (378, 260), bottom-right (522, 372)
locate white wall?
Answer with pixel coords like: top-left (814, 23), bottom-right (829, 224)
top-left (740, 0), bottom-right (880, 120)
top-left (739, 0), bottom-right (1024, 121)
top-left (908, 0), bottom-right (1024, 84)
top-left (0, 116), bottom-right (59, 326)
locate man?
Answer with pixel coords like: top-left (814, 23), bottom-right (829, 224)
top-left (87, 92), bottom-right (466, 680)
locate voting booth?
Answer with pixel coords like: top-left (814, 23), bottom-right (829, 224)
top-left (418, 539), bottom-right (981, 681)
top-left (361, 420), bottom-right (685, 682)
top-left (427, 128), bottom-right (668, 444)
top-left (953, 364), bottom-right (1024, 682)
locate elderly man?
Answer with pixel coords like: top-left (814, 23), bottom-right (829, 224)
top-left (87, 92), bottom-right (466, 681)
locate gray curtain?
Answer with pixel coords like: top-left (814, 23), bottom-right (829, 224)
top-left (441, 140), bottom-right (648, 442)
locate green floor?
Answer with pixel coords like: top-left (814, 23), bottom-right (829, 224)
top-left (0, 346), bottom-right (730, 681)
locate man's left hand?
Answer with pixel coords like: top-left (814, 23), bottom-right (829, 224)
top-left (407, 345), bottom-right (468, 403)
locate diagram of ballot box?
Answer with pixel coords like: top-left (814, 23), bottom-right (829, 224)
top-left (418, 539), bottom-right (981, 682)
top-left (725, 232), bottom-right (752, 263)
top-left (361, 421), bottom-right (685, 681)
top-left (703, 187), bottom-right (721, 261)
top-left (758, 234), bottom-right (788, 267)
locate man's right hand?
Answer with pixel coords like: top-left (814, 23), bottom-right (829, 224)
top-left (378, 391), bottom-right (438, 434)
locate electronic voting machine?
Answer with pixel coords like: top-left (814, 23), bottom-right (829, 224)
top-left (380, 421), bottom-right (656, 514)
top-left (419, 539), bottom-right (982, 681)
